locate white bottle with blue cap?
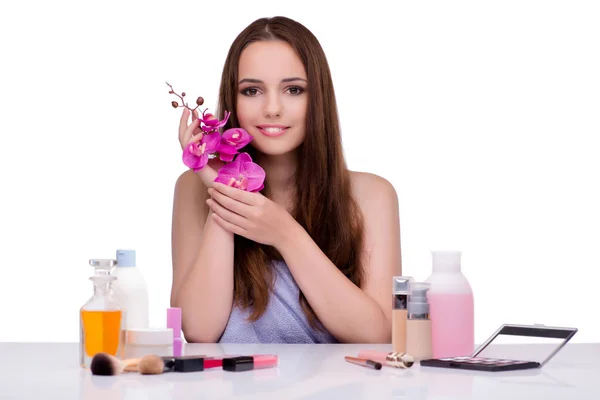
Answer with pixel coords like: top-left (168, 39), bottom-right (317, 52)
top-left (111, 249), bottom-right (149, 330)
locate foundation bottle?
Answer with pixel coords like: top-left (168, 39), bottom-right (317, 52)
top-left (79, 259), bottom-right (123, 368)
top-left (405, 282), bottom-right (433, 361)
top-left (392, 276), bottom-right (413, 353)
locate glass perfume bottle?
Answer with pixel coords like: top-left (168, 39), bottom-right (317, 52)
top-left (79, 259), bottom-right (123, 368)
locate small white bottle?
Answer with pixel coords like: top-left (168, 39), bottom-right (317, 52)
top-left (111, 249), bottom-right (149, 330)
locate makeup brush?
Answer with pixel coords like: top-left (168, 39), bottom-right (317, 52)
top-left (90, 353), bottom-right (141, 376)
top-left (138, 355), bottom-right (170, 375)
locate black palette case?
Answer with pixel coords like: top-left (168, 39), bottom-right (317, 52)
top-left (420, 324), bottom-right (578, 372)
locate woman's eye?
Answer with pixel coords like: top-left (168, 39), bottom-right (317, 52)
top-left (242, 88), bottom-right (259, 96)
top-left (287, 86), bottom-right (304, 95)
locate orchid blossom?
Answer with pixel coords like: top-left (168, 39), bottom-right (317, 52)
top-left (216, 128), bottom-right (253, 162)
top-left (182, 133), bottom-right (221, 171)
top-left (215, 152), bottom-right (266, 192)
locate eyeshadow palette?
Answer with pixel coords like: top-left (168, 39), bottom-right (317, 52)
top-left (420, 356), bottom-right (540, 372)
top-left (420, 323), bottom-right (578, 372)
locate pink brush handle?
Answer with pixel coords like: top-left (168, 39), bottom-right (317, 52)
top-left (357, 350), bottom-right (389, 363)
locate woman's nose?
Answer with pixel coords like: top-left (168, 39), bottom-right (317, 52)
top-left (263, 93), bottom-right (282, 118)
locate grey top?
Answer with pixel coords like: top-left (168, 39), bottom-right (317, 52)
top-left (219, 261), bottom-right (338, 344)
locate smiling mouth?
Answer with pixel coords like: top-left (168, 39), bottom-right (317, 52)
top-left (257, 126), bottom-right (289, 137)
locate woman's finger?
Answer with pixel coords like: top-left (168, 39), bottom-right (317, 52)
top-left (208, 188), bottom-right (252, 217)
top-left (212, 213), bottom-right (246, 237)
top-left (207, 198), bottom-right (249, 229)
top-left (179, 108), bottom-right (190, 137)
top-left (183, 118), bottom-right (201, 142)
top-left (191, 109), bottom-right (202, 136)
top-left (212, 182), bottom-right (259, 206)
top-left (189, 132), bottom-right (204, 144)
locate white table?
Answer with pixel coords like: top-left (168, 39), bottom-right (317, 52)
top-left (1, 342), bottom-right (599, 399)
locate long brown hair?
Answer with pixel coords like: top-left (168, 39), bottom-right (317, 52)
top-left (217, 16), bottom-right (365, 329)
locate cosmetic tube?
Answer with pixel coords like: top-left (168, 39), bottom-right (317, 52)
top-left (161, 355), bottom-right (244, 372)
top-left (222, 355), bottom-right (279, 372)
top-left (392, 276), bottom-right (413, 353)
top-left (405, 282), bottom-right (433, 360)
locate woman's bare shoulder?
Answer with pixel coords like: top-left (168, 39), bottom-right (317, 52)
top-left (349, 171), bottom-right (398, 207)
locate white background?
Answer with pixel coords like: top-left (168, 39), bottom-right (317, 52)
top-left (0, 0), bottom-right (598, 343)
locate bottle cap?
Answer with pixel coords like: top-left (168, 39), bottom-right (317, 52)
top-left (393, 276), bottom-right (413, 294)
top-left (116, 249), bottom-right (136, 267)
top-left (89, 275), bottom-right (116, 283)
top-left (408, 282), bottom-right (431, 319)
top-left (89, 259), bottom-right (116, 275)
top-left (222, 356), bottom-right (254, 372)
top-left (431, 250), bottom-right (462, 272)
top-left (126, 328), bottom-right (173, 346)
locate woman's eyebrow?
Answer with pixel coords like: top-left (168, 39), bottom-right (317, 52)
top-left (238, 77), bottom-right (308, 84)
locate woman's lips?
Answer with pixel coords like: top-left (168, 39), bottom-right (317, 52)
top-left (257, 126), bottom-right (289, 137)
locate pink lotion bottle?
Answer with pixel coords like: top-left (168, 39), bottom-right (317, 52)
top-left (426, 250), bottom-right (474, 358)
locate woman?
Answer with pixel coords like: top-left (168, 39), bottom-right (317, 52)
top-left (170, 16), bottom-right (401, 343)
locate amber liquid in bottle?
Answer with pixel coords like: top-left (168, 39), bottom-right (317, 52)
top-left (79, 270), bottom-right (124, 368)
top-left (80, 310), bottom-right (122, 361)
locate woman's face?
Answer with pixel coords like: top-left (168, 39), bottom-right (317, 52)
top-left (236, 40), bottom-right (308, 156)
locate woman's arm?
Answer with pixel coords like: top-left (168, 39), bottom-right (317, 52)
top-left (277, 173), bottom-right (401, 343)
top-left (171, 170), bottom-right (235, 343)
top-left (206, 172), bottom-right (401, 343)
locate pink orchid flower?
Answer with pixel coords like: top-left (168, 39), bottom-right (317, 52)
top-left (215, 152), bottom-right (265, 192)
top-left (182, 132), bottom-right (221, 171)
top-left (200, 109), bottom-right (231, 133)
top-left (217, 128), bottom-right (253, 162)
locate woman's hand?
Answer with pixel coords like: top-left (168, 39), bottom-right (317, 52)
top-left (178, 108), bottom-right (223, 188)
top-left (206, 183), bottom-right (297, 248)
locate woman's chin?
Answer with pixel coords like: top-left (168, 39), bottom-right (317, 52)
top-left (251, 141), bottom-right (302, 157)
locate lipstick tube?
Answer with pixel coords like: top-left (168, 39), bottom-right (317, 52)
top-left (222, 355), bottom-right (279, 372)
top-left (160, 354), bottom-right (243, 372)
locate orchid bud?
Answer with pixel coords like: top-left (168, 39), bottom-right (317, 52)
top-left (196, 97), bottom-right (204, 106)
top-left (182, 92), bottom-right (186, 97)
top-left (171, 101), bottom-right (179, 108)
